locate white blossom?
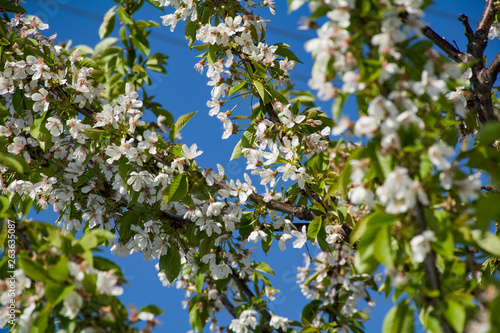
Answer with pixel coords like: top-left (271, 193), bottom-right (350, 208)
top-left (410, 230), bottom-right (436, 263)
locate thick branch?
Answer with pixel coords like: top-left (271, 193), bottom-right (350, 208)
top-left (415, 202), bottom-right (453, 333)
top-left (328, 240), bottom-right (344, 325)
top-left (220, 295), bottom-right (236, 317)
top-left (476, 0), bottom-right (498, 49)
top-left (422, 6), bottom-right (500, 124)
top-left (487, 51), bottom-right (500, 83)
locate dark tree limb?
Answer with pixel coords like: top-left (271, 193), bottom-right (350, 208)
top-left (476, 0), bottom-right (498, 48)
top-left (421, 2), bottom-right (500, 124)
top-left (458, 14), bottom-right (475, 47)
top-left (220, 295), bottom-right (236, 317)
top-left (487, 51), bottom-right (500, 83)
top-left (414, 202), bottom-right (453, 333)
top-left (422, 26), bottom-right (471, 63)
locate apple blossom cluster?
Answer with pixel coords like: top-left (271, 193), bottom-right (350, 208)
top-left (0, 14), bottom-right (269, 282)
top-left (295, 0), bottom-right (480, 216)
top-left (0, 263), bottom-right (148, 331)
top-left (154, 1), bottom-right (341, 260)
top-left (155, 244), bottom-right (294, 332)
top-left (296, 250), bottom-right (379, 329)
top-left (156, 0), bottom-right (298, 141)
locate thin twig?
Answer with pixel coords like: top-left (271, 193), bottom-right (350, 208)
top-left (458, 14), bottom-right (475, 46)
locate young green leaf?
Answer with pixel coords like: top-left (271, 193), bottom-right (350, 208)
top-left (99, 5), bottom-right (117, 39)
top-left (163, 174), bottom-right (188, 203)
top-left (169, 111), bottom-right (198, 142)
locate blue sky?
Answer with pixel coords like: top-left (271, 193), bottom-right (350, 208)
top-left (9, 1), bottom-right (497, 332)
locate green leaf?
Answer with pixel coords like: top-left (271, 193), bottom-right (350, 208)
top-left (419, 150), bottom-right (432, 179)
top-left (337, 206), bottom-right (347, 223)
top-left (33, 303), bottom-right (50, 333)
top-left (163, 246), bottom-right (181, 283)
top-left (195, 271), bottom-right (205, 293)
top-left (82, 273), bottom-right (97, 293)
top-left (230, 128), bottom-right (255, 160)
top-left (79, 229), bottom-right (115, 250)
top-left (118, 210), bottom-right (140, 243)
top-left (30, 113), bottom-right (51, 144)
top-left (138, 305), bottom-right (164, 315)
top-left (444, 301), bottom-right (465, 333)
top-left (198, 237), bottom-right (211, 258)
top-left (45, 283), bottom-right (75, 306)
top-left (145, 53), bottom-right (168, 74)
top-left (273, 43), bottom-right (303, 63)
top-left (193, 44), bottom-right (209, 51)
top-left (163, 174), bottom-right (188, 203)
top-left (476, 122), bottom-right (500, 146)
top-left (94, 257), bottom-right (124, 281)
top-left (78, 233), bottom-right (98, 250)
top-left (169, 111), bottom-right (198, 142)
top-left (238, 213), bottom-right (255, 240)
top-left (307, 216), bottom-right (322, 241)
top-left (135, 20), bottom-right (160, 29)
top-left (94, 37), bottom-right (119, 55)
top-left (99, 5), bottom-right (117, 39)
top-left (132, 28), bottom-right (150, 57)
top-left (261, 228), bottom-right (273, 254)
top-left (351, 212), bottom-right (397, 244)
top-left (185, 16), bottom-right (198, 47)
top-left (254, 262), bottom-right (275, 275)
top-left (332, 93), bottom-right (346, 120)
top-left (0, 152), bottom-right (29, 174)
top-left (370, 143), bottom-right (392, 180)
top-left (475, 193), bottom-right (500, 232)
top-left (83, 129), bottom-right (108, 140)
top-left (48, 256), bottom-right (69, 282)
top-left (316, 223), bottom-right (328, 251)
top-left (383, 299), bottom-right (414, 333)
top-left (228, 80), bottom-right (248, 96)
top-left (0, 195), bottom-right (10, 216)
top-left (117, 5), bottom-right (134, 25)
top-left (302, 300), bottom-right (322, 323)
top-left (0, 0), bottom-right (26, 14)
top-left (18, 254), bottom-right (53, 282)
top-left (254, 80), bottom-right (271, 104)
top-left (373, 228), bottom-right (394, 269)
top-left (207, 45), bottom-right (218, 65)
top-left (472, 230), bottom-right (500, 257)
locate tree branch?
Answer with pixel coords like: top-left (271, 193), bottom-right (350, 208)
top-left (220, 295), bottom-right (236, 318)
top-left (249, 193), bottom-right (319, 221)
top-left (476, 0), bottom-right (498, 51)
top-left (414, 202), bottom-right (453, 333)
top-left (230, 268), bottom-right (285, 333)
top-left (458, 14), bottom-right (475, 48)
top-left (487, 51), bottom-right (500, 84)
top-left (422, 26), bottom-right (470, 63)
